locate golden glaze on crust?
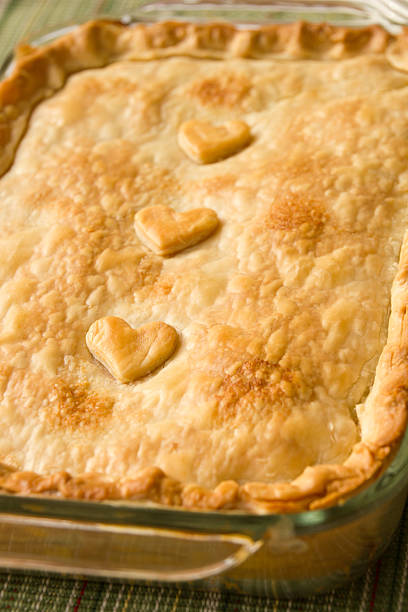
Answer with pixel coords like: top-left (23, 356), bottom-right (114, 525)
top-left (0, 20), bottom-right (408, 511)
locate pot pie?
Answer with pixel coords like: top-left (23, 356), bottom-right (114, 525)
top-left (0, 19), bottom-right (408, 512)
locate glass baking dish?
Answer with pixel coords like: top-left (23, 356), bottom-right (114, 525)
top-left (1, 0), bottom-right (408, 598)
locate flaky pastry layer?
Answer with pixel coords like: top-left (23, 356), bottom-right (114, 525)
top-left (0, 20), bottom-right (408, 511)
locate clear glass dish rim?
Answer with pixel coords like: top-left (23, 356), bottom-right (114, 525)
top-left (8, 0), bottom-right (408, 50)
top-left (0, 0), bottom-right (407, 541)
top-left (125, 0), bottom-right (408, 32)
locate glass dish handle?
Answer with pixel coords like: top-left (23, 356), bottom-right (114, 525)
top-left (0, 514), bottom-right (265, 581)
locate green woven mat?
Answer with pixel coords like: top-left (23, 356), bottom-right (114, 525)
top-left (0, 0), bottom-right (408, 609)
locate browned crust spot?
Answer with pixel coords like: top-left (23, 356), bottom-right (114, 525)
top-left (44, 380), bottom-right (114, 431)
top-left (266, 193), bottom-right (327, 235)
top-left (188, 73), bottom-right (252, 108)
top-left (214, 359), bottom-right (313, 426)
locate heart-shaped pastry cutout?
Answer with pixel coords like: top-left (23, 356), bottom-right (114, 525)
top-left (178, 119), bottom-right (251, 164)
top-left (86, 316), bottom-right (178, 383)
top-left (134, 205), bottom-right (219, 256)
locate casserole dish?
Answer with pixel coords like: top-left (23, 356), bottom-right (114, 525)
top-left (1, 0), bottom-right (408, 597)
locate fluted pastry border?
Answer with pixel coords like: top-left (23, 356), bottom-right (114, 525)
top-left (0, 19), bottom-right (408, 512)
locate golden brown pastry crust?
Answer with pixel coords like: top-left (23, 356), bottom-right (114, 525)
top-left (0, 20), bottom-right (393, 177)
top-left (0, 19), bottom-right (408, 512)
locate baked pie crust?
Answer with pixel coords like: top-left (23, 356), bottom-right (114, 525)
top-left (0, 19), bottom-right (408, 512)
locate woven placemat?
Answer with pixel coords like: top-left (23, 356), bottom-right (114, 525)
top-left (0, 1), bottom-right (407, 609)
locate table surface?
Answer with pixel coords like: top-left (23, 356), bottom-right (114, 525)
top-left (0, 0), bottom-right (408, 609)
